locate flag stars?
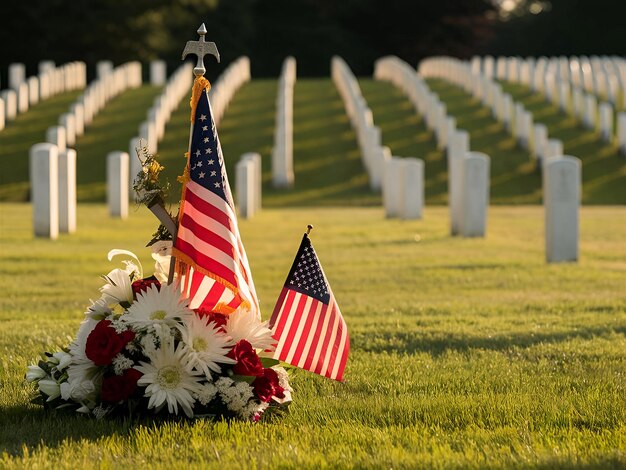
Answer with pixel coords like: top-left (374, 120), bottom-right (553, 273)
top-left (197, 161), bottom-right (202, 168)
top-left (203, 137), bottom-right (209, 143)
top-left (199, 114), bottom-right (207, 121)
top-left (205, 148), bottom-right (211, 155)
top-left (210, 171), bottom-right (216, 177)
top-left (214, 182), bottom-right (221, 188)
top-left (208, 159), bottom-right (214, 165)
top-left (198, 171), bottom-right (205, 179)
top-left (195, 149), bottom-right (201, 157)
top-left (202, 126), bottom-right (208, 131)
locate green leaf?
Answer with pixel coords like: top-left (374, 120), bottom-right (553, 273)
top-left (231, 374), bottom-right (255, 384)
top-left (260, 357), bottom-right (280, 368)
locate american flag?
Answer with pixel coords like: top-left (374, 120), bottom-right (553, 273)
top-left (173, 79), bottom-right (259, 317)
top-left (270, 233), bottom-right (349, 381)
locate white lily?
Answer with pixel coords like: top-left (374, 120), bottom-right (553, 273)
top-left (38, 379), bottom-right (61, 401)
top-left (25, 365), bottom-right (47, 382)
top-left (151, 240), bottom-right (173, 284)
top-left (53, 352), bottom-right (72, 371)
top-left (108, 249), bottom-right (143, 280)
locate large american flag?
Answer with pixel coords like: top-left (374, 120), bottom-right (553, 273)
top-left (173, 79), bottom-right (259, 317)
top-left (270, 233), bottom-right (349, 381)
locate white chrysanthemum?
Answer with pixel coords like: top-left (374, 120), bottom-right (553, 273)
top-left (136, 340), bottom-right (203, 417)
top-left (225, 307), bottom-right (276, 351)
top-left (123, 283), bottom-right (192, 331)
top-left (151, 241), bottom-right (173, 284)
top-left (66, 317), bottom-right (101, 401)
top-left (100, 268), bottom-right (134, 306)
top-left (181, 315), bottom-right (235, 378)
top-left (85, 297), bottom-right (113, 320)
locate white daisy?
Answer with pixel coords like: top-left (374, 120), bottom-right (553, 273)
top-left (123, 283), bottom-right (192, 331)
top-left (136, 340), bottom-right (203, 417)
top-left (85, 297), bottom-right (113, 320)
top-left (100, 268), bottom-right (134, 306)
top-left (67, 317), bottom-right (102, 402)
top-left (180, 315), bottom-right (235, 378)
top-left (225, 306), bottom-right (276, 351)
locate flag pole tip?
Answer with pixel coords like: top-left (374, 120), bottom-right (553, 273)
top-left (306, 224), bottom-right (313, 235)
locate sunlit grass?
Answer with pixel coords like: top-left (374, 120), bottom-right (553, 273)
top-left (1, 203), bottom-right (625, 468)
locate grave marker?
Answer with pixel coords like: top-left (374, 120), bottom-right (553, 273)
top-left (29, 143), bottom-right (59, 239)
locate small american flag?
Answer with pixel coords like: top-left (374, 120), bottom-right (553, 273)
top-left (270, 232), bottom-right (349, 381)
top-left (173, 78), bottom-right (259, 317)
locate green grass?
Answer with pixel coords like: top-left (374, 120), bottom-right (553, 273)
top-left (497, 81), bottom-right (626, 205)
top-left (1, 203), bottom-right (626, 468)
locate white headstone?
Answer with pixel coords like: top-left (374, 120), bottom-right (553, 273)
top-left (532, 123), bottom-right (548, 164)
top-left (399, 158), bottom-right (424, 219)
top-left (139, 121), bottom-right (157, 154)
top-left (236, 158), bottom-right (255, 219)
top-left (369, 145), bottom-right (390, 192)
top-left (59, 113), bottom-right (76, 147)
top-left (582, 94), bottom-right (597, 129)
top-left (16, 82), bottom-right (29, 113)
top-left (46, 126), bottom-right (66, 152)
top-left (29, 143), bottom-right (59, 239)
top-left (598, 102), bottom-right (613, 142)
top-left (383, 157), bottom-right (403, 218)
top-left (460, 152), bottom-right (490, 238)
top-left (0, 98), bottom-right (4, 131)
top-left (58, 149), bottom-right (77, 233)
top-left (448, 130), bottom-right (470, 235)
top-left (97, 61), bottom-right (114, 79)
top-left (150, 60), bottom-right (167, 86)
top-left (543, 156), bottom-right (581, 263)
top-left (38, 61), bottom-right (55, 75)
top-left (242, 152), bottom-right (262, 213)
top-left (1, 90), bottom-right (17, 121)
top-left (107, 151), bottom-right (129, 218)
top-left (28, 76), bottom-right (39, 106)
top-left (70, 103), bottom-right (85, 136)
top-left (8, 63), bottom-right (26, 90)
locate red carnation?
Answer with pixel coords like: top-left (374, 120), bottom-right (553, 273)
top-left (101, 368), bottom-right (142, 403)
top-left (227, 340), bottom-right (264, 377)
top-left (85, 320), bottom-right (135, 366)
top-left (131, 278), bottom-right (160, 298)
top-left (253, 368), bottom-right (285, 403)
top-left (195, 308), bottom-right (228, 330)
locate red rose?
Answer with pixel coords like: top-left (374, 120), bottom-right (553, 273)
top-left (252, 368), bottom-right (285, 403)
top-left (131, 278), bottom-right (160, 298)
top-left (85, 320), bottom-right (135, 366)
top-left (195, 308), bottom-right (228, 331)
top-left (227, 340), bottom-right (264, 377)
top-left (101, 368), bottom-right (142, 403)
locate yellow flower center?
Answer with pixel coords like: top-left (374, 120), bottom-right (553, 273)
top-left (150, 310), bottom-right (167, 320)
top-left (192, 337), bottom-right (208, 352)
top-left (157, 366), bottom-right (181, 389)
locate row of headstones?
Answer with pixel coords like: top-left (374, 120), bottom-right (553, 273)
top-left (375, 56), bottom-right (488, 232)
top-left (471, 56), bottom-right (626, 154)
top-left (130, 62), bottom-right (194, 179)
top-left (271, 57), bottom-right (296, 188)
top-left (472, 56), bottom-right (625, 148)
top-left (470, 55), bottom-right (626, 108)
top-left (420, 57), bottom-right (564, 170)
top-left (42, 61), bottom-right (143, 160)
top-left (209, 56), bottom-right (251, 126)
top-left (332, 56), bottom-right (385, 192)
top-left (419, 57), bottom-right (581, 262)
top-left (0, 61), bottom-right (87, 132)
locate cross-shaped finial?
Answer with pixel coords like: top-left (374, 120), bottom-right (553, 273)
top-left (182, 23), bottom-right (220, 77)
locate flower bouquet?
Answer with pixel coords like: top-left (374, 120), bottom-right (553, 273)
top-left (26, 247), bottom-right (291, 421)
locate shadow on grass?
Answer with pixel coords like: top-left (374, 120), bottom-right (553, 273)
top-left (354, 324), bottom-right (626, 356)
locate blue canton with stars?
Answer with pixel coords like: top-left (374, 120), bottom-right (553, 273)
top-left (284, 234), bottom-right (331, 304)
top-left (189, 88), bottom-right (233, 206)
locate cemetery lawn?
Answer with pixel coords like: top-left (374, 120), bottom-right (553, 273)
top-left (1, 203), bottom-right (625, 468)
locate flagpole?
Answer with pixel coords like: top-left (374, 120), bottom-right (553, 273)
top-left (167, 23), bottom-right (221, 285)
top-left (306, 224), bottom-right (313, 235)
